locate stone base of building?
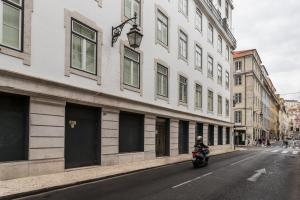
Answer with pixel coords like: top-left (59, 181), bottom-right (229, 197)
top-left (0, 69), bottom-right (234, 180)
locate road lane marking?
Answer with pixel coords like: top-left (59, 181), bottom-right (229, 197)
top-left (172, 172), bottom-right (213, 189)
top-left (230, 155), bottom-right (257, 166)
top-left (293, 151), bottom-right (298, 155)
top-left (281, 150), bottom-right (289, 154)
top-left (247, 168), bottom-right (267, 182)
top-left (271, 150), bottom-right (279, 153)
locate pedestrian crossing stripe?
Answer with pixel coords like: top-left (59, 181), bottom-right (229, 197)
top-left (281, 150), bottom-right (289, 154)
top-left (271, 150), bottom-right (279, 153)
top-left (293, 151), bottom-right (298, 155)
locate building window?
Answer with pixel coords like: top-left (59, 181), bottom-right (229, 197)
top-left (71, 20), bottom-right (97, 75)
top-left (208, 23), bottom-right (214, 44)
top-left (123, 47), bottom-right (140, 88)
top-left (179, 30), bottom-right (188, 60)
top-left (225, 71), bottom-right (229, 89)
top-left (195, 9), bottom-right (202, 32)
top-left (235, 111), bottom-right (242, 123)
top-left (195, 44), bottom-right (202, 71)
top-left (235, 93), bottom-right (242, 104)
top-left (235, 75), bottom-right (242, 85)
top-left (207, 55), bottom-right (214, 78)
top-left (156, 64), bottom-right (168, 98)
top-left (226, 45), bottom-right (230, 61)
top-left (235, 61), bottom-right (242, 72)
top-left (218, 0), bottom-right (222, 6)
top-left (179, 0), bottom-right (188, 16)
top-left (218, 95), bottom-right (222, 115)
top-left (208, 90), bottom-right (214, 112)
top-left (195, 84), bottom-right (202, 109)
top-left (179, 75), bottom-right (188, 104)
top-left (156, 9), bottom-right (168, 47)
top-left (217, 35), bottom-right (222, 53)
top-left (226, 99), bottom-right (229, 116)
top-left (225, 1), bottom-right (229, 19)
top-left (0, 0), bottom-right (23, 50)
top-left (124, 0), bottom-right (141, 25)
top-left (217, 64), bottom-right (222, 85)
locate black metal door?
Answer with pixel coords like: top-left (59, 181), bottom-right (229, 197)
top-left (0, 92), bottom-right (29, 162)
top-left (65, 104), bottom-right (100, 169)
top-left (208, 125), bottom-right (214, 146)
top-left (155, 118), bottom-right (170, 157)
top-left (119, 112), bottom-right (144, 153)
top-left (179, 120), bottom-right (189, 154)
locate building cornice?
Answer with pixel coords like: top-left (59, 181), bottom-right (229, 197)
top-left (194, 0), bottom-right (237, 49)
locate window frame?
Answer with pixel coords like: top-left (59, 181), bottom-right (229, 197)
top-left (217, 35), bottom-right (222, 54)
top-left (225, 70), bottom-right (229, 89)
top-left (195, 83), bottom-right (203, 109)
top-left (234, 93), bottom-right (242, 104)
top-left (156, 62), bottom-right (169, 99)
top-left (217, 95), bottom-right (223, 115)
top-left (225, 99), bottom-right (229, 116)
top-left (195, 8), bottom-right (202, 32)
top-left (70, 19), bottom-right (98, 76)
top-left (0, 0), bottom-right (24, 51)
top-left (207, 55), bottom-right (214, 79)
top-left (194, 43), bottom-right (203, 71)
top-left (235, 75), bottom-right (242, 85)
top-left (235, 61), bottom-right (242, 72)
top-left (179, 0), bottom-right (188, 18)
top-left (178, 29), bottom-right (188, 62)
top-left (123, 0), bottom-right (142, 26)
top-left (123, 46), bottom-right (141, 89)
top-left (235, 111), bottom-right (242, 123)
top-left (64, 9), bottom-right (103, 84)
top-left (217, 64), bottom-right (223, 85)
top-left (208, 23), bottom-right (214, 44)
top-left (0, 0), bottom-right (32, 65)
top-left (207, 90), bottom-right (214, 113)
top-left (179, 74), bottom-right (188, 105)
top-left (155, 6), bottom-right (169, 50)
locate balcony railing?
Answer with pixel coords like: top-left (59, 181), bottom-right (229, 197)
top-left (201, 0), bottom-right (237, 48)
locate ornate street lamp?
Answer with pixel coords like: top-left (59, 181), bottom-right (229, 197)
top-left (112, 13), bottom-right (143, 49)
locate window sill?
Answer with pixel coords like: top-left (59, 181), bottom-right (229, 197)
top-left (122, 84), bottom-right (142, 95)
top-left (195, 67), bottom-right (203, 72)
top-left (156, 95), bottom-right (169, 103)
top-left (179, 101), bottom-right (188, 107)
top-left (156, 40), bottom-right (170, 52)
top-left (178, 55), bottom-right (189, 64)
top-left (65, 67), bottom-right (101, 85)
top-left (0, 45), bottom-right (31, 65)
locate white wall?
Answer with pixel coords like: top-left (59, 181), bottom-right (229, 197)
top-left (0, 0), bottom-right (235, 123)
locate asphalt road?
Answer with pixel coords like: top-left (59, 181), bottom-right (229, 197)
top-left (17, 143), bottom-right (300, 200)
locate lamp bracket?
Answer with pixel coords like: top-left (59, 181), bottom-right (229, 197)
top-left (112, 13), bottom-right (137, 47)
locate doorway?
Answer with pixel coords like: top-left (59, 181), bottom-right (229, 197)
top-left (155, 118), bottom-right (170, 157)
top-left (65, 103), bottom-right (101, 169)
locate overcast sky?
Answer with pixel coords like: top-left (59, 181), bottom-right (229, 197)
top-left (233, 0), bottom-right (300, 100)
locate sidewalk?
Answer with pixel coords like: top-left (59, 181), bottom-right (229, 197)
top-left (0, 155), bottom-right (189, 199)
top-left (0, 150), bottom-right (235, 199)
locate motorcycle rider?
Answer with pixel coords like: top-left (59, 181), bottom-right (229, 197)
top-left (195, 136), bottom-right (209, 157)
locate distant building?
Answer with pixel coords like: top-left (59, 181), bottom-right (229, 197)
top-left (285, 100), bottom-right (300, 134)
top-left (232, 49), bottom-right (280, 145)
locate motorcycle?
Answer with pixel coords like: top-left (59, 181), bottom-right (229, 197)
top-left (192, 146), bottom-right (209, 168)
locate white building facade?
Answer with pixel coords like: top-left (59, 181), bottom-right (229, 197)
top-left (0, 0), bottom-right (236, 180)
